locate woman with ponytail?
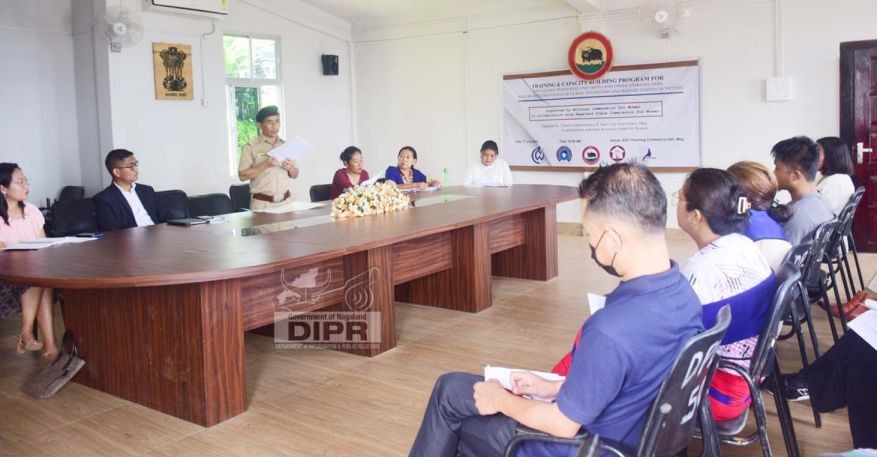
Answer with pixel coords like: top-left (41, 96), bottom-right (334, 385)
top-left (0, 163), bottom-right (60, 361)
top-left (728, 161), bottom-right (793, 271)
top-left (676, 168), bottom-right (777, 423)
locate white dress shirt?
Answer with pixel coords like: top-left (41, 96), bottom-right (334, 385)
top-left (463, 158), bottom-right (513, 186)
top-left (115, 182), bottom-right (155, 227)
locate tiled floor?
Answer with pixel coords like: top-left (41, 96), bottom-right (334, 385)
top-left (0, 233), bottom-right (870, 456)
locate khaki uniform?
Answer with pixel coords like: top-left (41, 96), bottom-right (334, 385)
top-left (239, 135), bottom-right (293, 210)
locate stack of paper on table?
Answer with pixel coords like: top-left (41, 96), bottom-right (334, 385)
top-left (3, 237), bottom-right (98, 251)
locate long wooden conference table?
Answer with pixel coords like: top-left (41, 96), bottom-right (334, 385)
top-left (0, 184), bottom-right (578, 426)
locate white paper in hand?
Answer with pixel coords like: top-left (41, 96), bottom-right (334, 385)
top-left (483, 365), bottom-right (565, 402)
top-left (848, 310), bottom-right (877, 352)
top-left (587, 293), bottom-right (606, 315)
top-left (268, 136), bottom-right (313, 162)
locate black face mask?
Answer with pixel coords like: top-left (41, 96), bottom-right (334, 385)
top-left (589, 230), bottom-right (621, 277)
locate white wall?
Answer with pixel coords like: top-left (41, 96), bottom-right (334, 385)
top-left (0, 0), bottom-right (81, 206)
top-left (105, 0), bottom-right (353, 201)
top-left (353, 0), bottom-right (877, 225)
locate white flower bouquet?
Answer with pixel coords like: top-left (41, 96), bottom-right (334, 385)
top-left (330, 181), bottom-right (410, 219)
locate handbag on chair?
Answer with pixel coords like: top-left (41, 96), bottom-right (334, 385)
top-left (22, 330), bottom-right (85, 399)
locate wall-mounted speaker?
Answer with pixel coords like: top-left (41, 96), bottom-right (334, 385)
top-left (321, 54), bottom-right (339, 76)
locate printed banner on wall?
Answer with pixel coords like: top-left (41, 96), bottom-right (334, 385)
top-left (501, 61), bottom-right (701, 169)
top-left (152, 42), bottom-right (193, 100)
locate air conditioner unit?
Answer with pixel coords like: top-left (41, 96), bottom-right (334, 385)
top-left (143, 0), bottom-right (228, 19)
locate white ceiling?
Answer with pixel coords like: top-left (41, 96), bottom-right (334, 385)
top-left (294, 0), bottom-right (580, 28)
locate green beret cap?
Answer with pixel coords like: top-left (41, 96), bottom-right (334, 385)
top-left (256, 105), bottom-right (279, 123)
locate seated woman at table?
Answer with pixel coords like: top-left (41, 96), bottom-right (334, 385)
top-left (330, 146), bottom-right (370, 199)
top-left (462, 140), bottom-right (513, 187)
top-left (677, 168), bottom-right (776, 422)
top-left (816, 136), bottom-right (856, 214)
top-left (384, 146), bottom-right (440, 190)
top-left (727, 161), bottom-right (793, 271)
top-left (0, 163), bottom-right (60, 361)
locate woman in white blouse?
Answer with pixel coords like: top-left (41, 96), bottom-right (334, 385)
top-left (816, 137), bottom-right (856, 214)
top-left (462, 140), bottom-right (513, 186)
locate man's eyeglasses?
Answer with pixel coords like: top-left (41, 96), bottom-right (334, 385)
top-left (12, 179), bottom-right (30, 186)
top-left (116, 162), bottom-right (139, 170)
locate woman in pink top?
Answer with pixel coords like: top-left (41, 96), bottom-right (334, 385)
top-left (0, 163), bottom-right (60, 361)
top-left (329, 146), bottom-right (370, 200)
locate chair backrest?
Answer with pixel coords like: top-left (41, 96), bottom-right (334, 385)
top-left (156, 189), bottom-right (189, 220)
top-left (839, 186), bottom-right (865, 237)
top-left (309, 184), bottom-right (332, 202)
top-left (48, 198), bottom-right (96, 236)
top-left (801, 219), bottom-right (838, 281)
top-left (747, 264), bottom-right (802, 381)
top-left (229, 183), bottom-right (250, 210)
top-left (636, 305), bottom-right (731, 457)
top-left (186, 193), bottom-right (234, 217)
top-left (57, 186), bottom-right (85, 202)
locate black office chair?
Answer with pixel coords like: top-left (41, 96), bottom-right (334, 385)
top-left (57, 186), bottom-right (85, 202)
top-left (229, 183), bottom-right (251, 210)
top-left (800, 220), bottom-right (844, 342)
top-left (48, 198), bottom-right (96, 237)
top-left (186, 193), bottom-right (235, 217)
top-left (156, 189), bottom-right (189, 220)
top-left (842, 187), bottom-right (867, 291)
top-left (505, 306), bottom-right (732, 457)
top-left (701, 264), bottom-right (803, 457)
top-left (309, 184), bottom-right (332, 202)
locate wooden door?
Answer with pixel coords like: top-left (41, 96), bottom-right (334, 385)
top-left (840, 40), bottom-right (877, 252)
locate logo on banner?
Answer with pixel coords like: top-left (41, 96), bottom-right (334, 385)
top-left (609, 145), bottom-right (626, 162)
top-left (531, 146), bottom-right (546, 164)
top-left (642, 148), bottom-right (656, 162)
top-left (568, 32), bottom-right (614, 81)
top-left (556, 146), bottom-right (572, 162)
top-left (582, 146), bottom-right (600, 165)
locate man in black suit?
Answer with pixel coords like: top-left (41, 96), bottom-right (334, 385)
top-left (93, 149), bottom-right (166, 231)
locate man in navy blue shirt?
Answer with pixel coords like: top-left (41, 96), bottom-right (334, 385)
top-left (408, 164), bottom-right (703, 457)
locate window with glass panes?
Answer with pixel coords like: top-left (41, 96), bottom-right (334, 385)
top-left (223, 34), bottom-right (282, 176)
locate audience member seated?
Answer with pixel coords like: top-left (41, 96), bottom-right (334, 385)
top-left (777, 328), bottom-right (877, 448)
top-left (0, 163), bottom-right (60, 361)
top-left (728, 161), bottom-right (793, 271)
top-left (385, 146), bottom-right (440, 190)
top-left (772, 136), bottom-right (834, 245)
top-left (330, 146), bottom-right (370, 200)
top-left (462, 140), bottom-right (512, 187)
top-left (816, 136), bottom-right (856, 214)
top-left (676, 168), bottom-right (777, 422)
top-left (408, 164), bottom-right (703, 457)
top-left (93, 149), bottom-right (167, 231)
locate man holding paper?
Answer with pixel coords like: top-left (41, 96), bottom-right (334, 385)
top-left (238, 105), bottom-right (300, 210)
top-left (409, 164), bottom-right (703, 457)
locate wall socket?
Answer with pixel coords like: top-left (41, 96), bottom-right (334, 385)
top-left (765, 77), bottom-right (793, 102)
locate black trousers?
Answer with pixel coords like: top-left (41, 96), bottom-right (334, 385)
top-left (802, 331), bottom-right (877, 448)
top-left (409, 372), bottom-right (518, 457)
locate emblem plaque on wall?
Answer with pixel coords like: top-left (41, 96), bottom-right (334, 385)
top-left (152, 42), bottom-right (193, 100)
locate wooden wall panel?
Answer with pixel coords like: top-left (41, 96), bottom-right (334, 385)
top-left (63, 281), bottom-right (245, 427)
top-left (241, 259), bottom-right (344, 331)
top-left (488, 214), bottom-right (525, 254)
top-left (492, 205), bottom-right (558, 280)
top-left (395, 223), bottom-right (492, 313)
top-left (391, 232), bottom-right (452, 284)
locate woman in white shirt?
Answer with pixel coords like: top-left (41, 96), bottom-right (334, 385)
top-left (816, 137), bottom-right (856, 214)
top-left (462, 140), bottom-right (512, 186)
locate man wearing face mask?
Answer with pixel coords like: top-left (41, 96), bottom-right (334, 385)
top-left (408, 164), bottom-right (703, 457)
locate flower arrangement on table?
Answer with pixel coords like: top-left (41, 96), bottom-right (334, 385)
top-left (330, 181), bottom-right (410, 219)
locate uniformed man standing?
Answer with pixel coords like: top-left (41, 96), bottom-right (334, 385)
top-left (238, 105), bottom-right (300, 210)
